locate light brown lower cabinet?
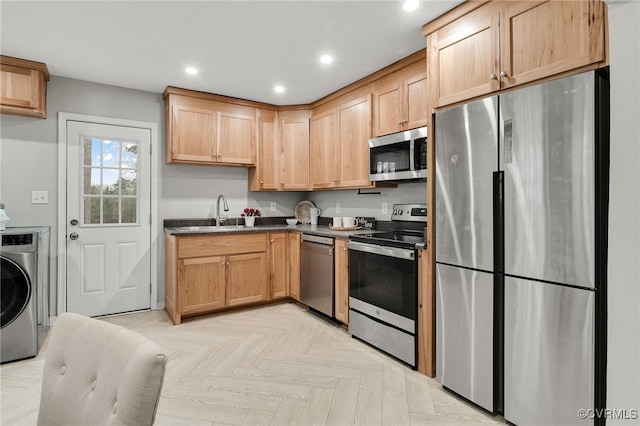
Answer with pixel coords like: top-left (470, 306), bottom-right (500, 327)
top-left (334, 238), bottom-right (349, 325)
top-left (287, 232), bottom-right (301, 301)
top-left (165, 232), bottom-right (269, 324)
top-left (417, 248), bottom-right (435, 377)
top-left (268, 233), bottom-right (288, 299)
top-left (226, 252), bottom-right (268, 306)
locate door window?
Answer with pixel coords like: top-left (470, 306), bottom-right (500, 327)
top-left (82, 138), bottom-right (138, 225)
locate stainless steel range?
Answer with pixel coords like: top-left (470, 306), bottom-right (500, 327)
top-left (347, 203), bottom-right (426, 368)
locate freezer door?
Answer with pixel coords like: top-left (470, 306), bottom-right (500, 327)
top-left (436, 263), bottom-right (494, 412)
top-left (500, 72), bottom-right (595, 288)
top-left (504, 277), bottom-right (594, 425)
top-left (435, 97), bottom-right (498, 272)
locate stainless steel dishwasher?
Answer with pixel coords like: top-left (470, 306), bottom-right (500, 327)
top-left (300, 234), bottom-right (334, 317)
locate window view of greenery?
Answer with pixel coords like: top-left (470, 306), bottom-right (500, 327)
top-left (82, 138), bottom-right (138, 225)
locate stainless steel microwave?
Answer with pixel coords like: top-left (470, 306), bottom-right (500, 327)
top-left (368, 126), bottom-right (427, 182)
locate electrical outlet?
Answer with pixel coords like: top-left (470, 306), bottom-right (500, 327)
top-left (382, 202), bottom-right (388, 214)
top-left (336, 203), bottom-right (341, 213)
top-left (32, 190), bottom-right (48, 204)
top-left (270, 202), bottom-right (277, 211)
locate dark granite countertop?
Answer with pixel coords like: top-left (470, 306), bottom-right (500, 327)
top-left (163, 217), bottom-right (380, 239)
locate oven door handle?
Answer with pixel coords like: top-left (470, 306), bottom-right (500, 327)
top-left (348, 241), bottom-right (414, 260)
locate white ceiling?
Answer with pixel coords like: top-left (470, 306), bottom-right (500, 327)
top-left (0, 1), bottom-right (463, 105)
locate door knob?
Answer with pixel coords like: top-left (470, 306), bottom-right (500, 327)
top-left (69, 232), bottom-right (79, 240)
top-left (490, 73), bottom-right (498, 80)
top-left (500, 71), bottom-right (508, 78)
top-left (70, 219), bottom-right (78, 226)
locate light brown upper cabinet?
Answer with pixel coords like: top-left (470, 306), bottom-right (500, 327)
top-left (279, 110), bottom-right (310, 190)
top-left (249, 109), bottom-right (278, 190)
top-left (164, 88), bottom-right (257, 166)
top-left (0, 55), bottom-right (50, 119)
top-left (427, 0), bottom-right (606, 107)
top-left (373, 62), bottom-right (428, 137)
top-left (249, 108), bottom-right (310, 191)
top-left (310, 94), bottom-right (372, 190)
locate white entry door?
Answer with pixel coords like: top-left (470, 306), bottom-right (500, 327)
top-left (66, 120), bottom-right (151, 317)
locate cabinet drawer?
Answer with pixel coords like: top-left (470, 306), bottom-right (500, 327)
top-left (178, 233), bottom-right (267, 258)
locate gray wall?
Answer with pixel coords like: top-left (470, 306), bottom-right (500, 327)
top-left (606, 0), bottom-right (640, 421)
top-left (308, 182), bottom-right (426, 220)
top-left (0, 76), bottom-right (164, 319)
top-left (0, 75), bottom-right (427, 315)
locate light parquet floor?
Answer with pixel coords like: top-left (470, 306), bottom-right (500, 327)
top-left (1, 302), bottom-right (505, 426)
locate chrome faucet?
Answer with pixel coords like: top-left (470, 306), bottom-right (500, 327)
top-left (215, 194), bottom-right (229, 228)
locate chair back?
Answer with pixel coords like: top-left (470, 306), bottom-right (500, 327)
top-left (37, 312), bottom-right (167, 426)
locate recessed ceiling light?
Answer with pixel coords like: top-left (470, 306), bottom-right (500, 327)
top-left (185, 67), bottom-right (198, 75)
top-left (403, 0), bottom-right (419, 12)
top-left (274, 86), bottom-right (284, 93)
top-left (320, 55), bottom-right (333, 64)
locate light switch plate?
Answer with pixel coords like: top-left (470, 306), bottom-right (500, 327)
top-left (270, 202), bottom-right (277, 211)
top-left (32, 190), bottom-right (48, 204)
top-left (381, 202), bottom-right (388, 214)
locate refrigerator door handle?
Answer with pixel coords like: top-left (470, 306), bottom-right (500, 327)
top-left (503, 119), bottom-right (513, 164)
top-left (493, 171), bottom-right (504, 274)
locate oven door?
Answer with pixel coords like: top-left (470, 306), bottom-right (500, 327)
top-left (348, 241), bottom-right (417, 325)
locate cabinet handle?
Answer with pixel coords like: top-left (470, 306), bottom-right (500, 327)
top-left (490, 73), bottom-right (498, 81)
top-left (280, 181), bottom-right (284, 185)
top-left (500, 71), bottom-right (508, 78)
top-left (260, 180), bottom-right (264, 184)
top-left (397, 120), bottom-right (403, 125)
top-left (270, 239), bottom-right (274, 243)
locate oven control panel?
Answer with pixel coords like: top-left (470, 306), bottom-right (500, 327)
top-left (391, 203), bottom-right (427, 222)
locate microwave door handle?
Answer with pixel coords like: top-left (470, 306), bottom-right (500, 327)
top-left (409, 138), bottom-right (415, 171)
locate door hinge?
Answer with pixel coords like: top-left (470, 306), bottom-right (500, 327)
top-left (150, 283), bottom-right (152, 295)
top-left (149, 214), bottom-right (152, 225)
top-left (149, 143), bottom-right (152, 155)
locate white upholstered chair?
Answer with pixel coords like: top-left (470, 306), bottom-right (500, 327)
top-left (37, 312), bottom-right (167, 426)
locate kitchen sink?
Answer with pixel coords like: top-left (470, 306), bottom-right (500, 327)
top-left (175, 225), bottom-right (245, 232)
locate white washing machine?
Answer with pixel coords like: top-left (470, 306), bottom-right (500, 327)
top-left (1, 227), bottom-right (49, 363)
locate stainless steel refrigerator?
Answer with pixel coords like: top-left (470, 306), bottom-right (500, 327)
top-left (435, 70), bottom-right (609, 425)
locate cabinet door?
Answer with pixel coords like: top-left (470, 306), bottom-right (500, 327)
top-left (500, 0), bottom-right (605, 89)
top-left (373, 80), bottom-right (402, 136)
top-left (269, 233), bottom-right (288, 299)
top-left (170, 104), bottom-right (217, 162)
top-left (226, 252), bottom-right (268, 306)
top-left (334, 239), bottom-right (349, 325)
top-left (429, 5), bottom-right (501, 107)
top-left (287, 232), bottom-right (301, 301)
top-left (404, 72), bottom-right (428, 131)
top-left (0, 64), bottom-right (47, 118)
top-left (280, 110), bottom-right (310, 190)
top-left (250, 109), bottom-right (278, 190)
top-left (179, 256), bottom-right (226, 314)
top-left (310, 108), bottom-right (339, 189)
top-left (217, 107), bottom-right (256, 165)
top-left (337, 94), bottom-right (372, 188)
